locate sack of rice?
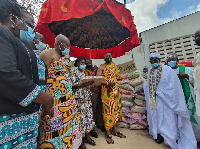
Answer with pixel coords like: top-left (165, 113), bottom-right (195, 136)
top-left (122, 100), bottom-right (134, 107)
top-left (129, 77), bottom-right (145, 86)
top-left (121, 94), bottom-right (134, 101)
top-left (134, 98), bottom-right (146, 107)
top-left (116, 122), bottom-right (129, 128)
top-left (134, 84), bottom-right (144, 93)
top-left (119, 73), bottom-right (127, 79)
top-left (130, 106), bottom-right (146, 113)
top-left (118, 84), bottom-right (135, 92)
top-left (126, 71), bottom-right (141, 80)
top-left (126, 112), bottom-right (146, 119)
top-left (134, 94), bottom-right (145, 101)
top-left (122, 107), bottom-right (130, 113)
top-left (120, 88), bottom-right (133, 95)
top-left (129, 118), bottom-right (148, 126)
top-left (129, 124), bottom-right (146, 130)
top-left (117, 79), bottom-right (129, 85)
top-left (122, 116), bottom-right (129, 123)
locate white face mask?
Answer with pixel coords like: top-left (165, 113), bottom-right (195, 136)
top-left (35, 41), bottom-right (46, 51)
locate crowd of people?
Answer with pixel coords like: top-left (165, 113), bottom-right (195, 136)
top-left (0, 0), bottom-right (200, 149)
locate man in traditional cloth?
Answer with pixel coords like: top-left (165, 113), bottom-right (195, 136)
top-left (167, 53), bottom-right (200, 141)
top-left (194, 30), bottom-right (200, 117)
top-left (85, 59), bottom-right (105, 137)
top-left (97, 52), bottom-right (126, 144)
top-left (38, 34), bottom-right (82, 149)
top-left (143, 53), bottom-right (197, 149)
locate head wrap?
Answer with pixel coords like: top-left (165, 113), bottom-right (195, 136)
top-left (149, 53), bottom-right (161, 59)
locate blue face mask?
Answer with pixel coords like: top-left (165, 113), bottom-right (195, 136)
top-left (80, 65), bottom-right (86, 70)
top-left (168, 61), bottom-right (177, 68)
top-left (35, 41), bottom-right (46, 51)
top-left (62, 48), bottom-right (70, 56)
top-left (151, 63), bottom-right (159, 68)
top-left (20, 26), bottom-right (35, 42)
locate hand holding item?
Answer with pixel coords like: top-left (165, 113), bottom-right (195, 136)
top-left (42, 92), bottom-right (54, 119)
top-left (178, 73), bottom-right (189, 79)
top-left (84, 80), bottom-right (95, 86)
top-left (107, 81), bottom-right (116, 87)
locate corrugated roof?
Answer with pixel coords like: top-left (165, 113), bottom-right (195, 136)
top-left (140, 11), bottom-right (200, 33)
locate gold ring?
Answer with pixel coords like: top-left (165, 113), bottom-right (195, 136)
top-left (44, 115), bottom-right (50, 119)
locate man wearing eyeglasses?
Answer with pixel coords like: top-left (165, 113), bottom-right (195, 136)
top-left (143, 53), bottom-right (196, 149)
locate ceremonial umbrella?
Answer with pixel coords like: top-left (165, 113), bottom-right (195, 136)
top-left (37, 0), bottom-right (140, 59)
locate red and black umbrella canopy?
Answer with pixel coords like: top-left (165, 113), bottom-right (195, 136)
top-left (37, 0), bottom-right (140, 59)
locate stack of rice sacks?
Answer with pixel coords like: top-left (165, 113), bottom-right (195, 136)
top-left (117, 71), bottom-right (148, 130)
top-left (117, 73), bottom-right (134, 128)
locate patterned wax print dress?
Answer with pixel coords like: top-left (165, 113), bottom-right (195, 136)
top-left (0, 58), bottom-right (46, 149)
top-left (38, 57), bottom-right (82, 149)
top-left (71, 67), bottom-right (95, 135)
top-left (101, 62), bottom-right (122, 130)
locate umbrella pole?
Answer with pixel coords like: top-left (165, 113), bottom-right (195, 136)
top-left (90, 49), bottom-right (91, 59)
top-left (124, 0), bottom-right (126, 8)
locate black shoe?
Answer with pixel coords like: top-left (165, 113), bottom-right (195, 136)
top-left (97, 125), bottom-right (106, 132)
top-left (89, 130), bottom-right (98, 138)
top-left (155, 134), bottom-right (164, 144)
top-left (79, 143), bottom-right (87, 149)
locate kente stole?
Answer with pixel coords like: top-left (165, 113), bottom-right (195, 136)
top-left (149, 64), bottom-right (163, 109)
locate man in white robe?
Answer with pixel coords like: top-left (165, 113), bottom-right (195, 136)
top-left (143, 53), bottom-right (197, 149)
top-left (194, 30), bottom-right (200, 117)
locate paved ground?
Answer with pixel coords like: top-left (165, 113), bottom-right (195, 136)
top-left (85, 127), bottom-right (200, 149)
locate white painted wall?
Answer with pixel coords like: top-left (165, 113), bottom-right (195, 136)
top-left (92, 11), bottom-right (200, 71)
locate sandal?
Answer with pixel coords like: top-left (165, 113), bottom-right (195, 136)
top-left (155, 134), bottom-right (164, 144)
top-left (112, 132), bottom-right (126, 138)
top-left (83, 137), bottom-right (96, 146)
top-left (105, 135), bottom-right (114, 144)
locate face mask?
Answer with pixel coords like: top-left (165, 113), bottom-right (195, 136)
top-left (195, 37), bottom-right (200, 46)
top-left (80, 65), bottom-right (86, 70)
top-left (20, 26), bottom-right (35, 42)
top-left (104, 57), bottom-right (112, 63)
top-left (151, 63), bottom-right (159, 68)
top-left (35, 41), bottom-right (46, 51)
top-left (62, 48), bottom-right (70, 56)
top-left (86, 65), bottom-right (93, 70)
top-left (168, 61), bottom-right (177, 68)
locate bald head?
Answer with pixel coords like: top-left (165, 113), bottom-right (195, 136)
top-left (55, 34), bottom-right (70, 43)
top-left (54, 34), bottom-right (71, 52)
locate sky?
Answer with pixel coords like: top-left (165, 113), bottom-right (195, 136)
top-left (116, 0), bottom-right (200, 33)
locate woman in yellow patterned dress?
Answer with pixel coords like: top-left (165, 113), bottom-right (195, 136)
top-left (38, 35), bottom-right (82, 149)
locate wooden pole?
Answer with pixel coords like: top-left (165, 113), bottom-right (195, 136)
top-left (124, 0), bottom-right (126, 8)
top-left (90, 48), bottom-right (92, 59)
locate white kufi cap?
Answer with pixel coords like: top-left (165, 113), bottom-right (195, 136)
top-left (149, 53), bottom-right (161, 59)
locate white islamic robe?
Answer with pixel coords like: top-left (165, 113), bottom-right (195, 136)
top-left (143, 64), bottom-right (197, 149)
top-left (193, 52), bottom-right (200, 116)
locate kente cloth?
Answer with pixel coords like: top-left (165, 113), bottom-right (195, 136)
top-left (149, 63), bottom-right (162, 109)
top-left (101, 62), bottom-right (122, 130)
top-left (193, 52), bottom-right (200, 116)
top-left (38, 57), bottom-right (82, 149)
top-left (143, 64), bottom-right (197, 149)
top-left (71, 67), bottom-right (95, 135)
top-left (84, 69), bottom-right (92, 76)
top-left (0, 59), bottom-right (45, 149)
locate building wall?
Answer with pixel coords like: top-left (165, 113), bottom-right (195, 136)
top-left (140, 11), bottom-right (200, 69)
top-left (93, 11), bottom-right (200, 71)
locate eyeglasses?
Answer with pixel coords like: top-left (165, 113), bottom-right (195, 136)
top-left (15, 16), bottom-right (37, 32)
